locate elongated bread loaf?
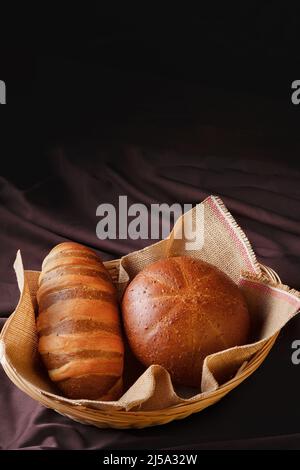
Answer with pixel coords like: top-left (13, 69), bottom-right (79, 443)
top-left (36, 242), bottom-right (124, 400)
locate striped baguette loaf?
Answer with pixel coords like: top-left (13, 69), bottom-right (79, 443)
top-left (36, 242), bottom-right (124, 400)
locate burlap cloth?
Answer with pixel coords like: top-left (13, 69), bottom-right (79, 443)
top-left (1, 196), bottom-right (299, 411)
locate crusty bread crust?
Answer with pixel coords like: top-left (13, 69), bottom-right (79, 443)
top-left (122, 256), bottom-right (249, 388)
top-left (37, 242), bottom-right (124, 400)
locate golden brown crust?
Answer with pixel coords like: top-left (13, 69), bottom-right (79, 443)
top-left (40, 265), bottom-right (111, 286)
top-left (41, 242), bottom-right (97, 268)
top-left (38, 318), bottom-right (122, 337)
top-left (36, 242), bottom-right (124, 400)
top-left (41, 349), bottom-right (123, 370)
top-left (48, 357), bottom-right (123, 382)
top-left (41, 256), bottom-right (106, 276)
top-left (38, 331), bottom-right (124, 355)
top-left (57, 375), bottom-right (122, 400)
top-left (38, 285), bottom-right (116, 311)
top-left (43, 249), bottom-right (101, 267)
top-left (122, 256), bottom-right (249, 388)
top-left (36, 298), bottom-right (119, 331)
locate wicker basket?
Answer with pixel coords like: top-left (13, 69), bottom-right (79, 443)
top-left (0, 260), bottom-right (281, 429)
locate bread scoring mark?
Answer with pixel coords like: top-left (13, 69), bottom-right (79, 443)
top-left (37, 304), bottom-right (119, 332)
top-left (41, 262), bottom-right (106, 276)
top-left (133, 304), bottom-right (183, 356)
top-left (171, 257), bottom-right (189, 288)
top-left (148, 292), bottom-right (213, 302)
top-left (40, 265), bottom-right (111, 285)
top-left (140, 271), bottom-right (175, 293)
top-left (38, 332), bottom-right (124, 355)
top-left (44, 249), bottom-right (101, 266)
top-left (38, 279), bottom-right (115, 302)
top-left (42, 259), bottom-right (106, 278)
top-left (38, 279), bottom-right (115, 303)
top-left (47, 242), bottom-right (93, 255)
top-left (38, 318), bottom-right (121, 337)
top-left (202, 313), bottom-right (230, 350)
top-left (41, 349), bottom-right (123, 369)
top-left (38, 285), bottom-right (116, 311)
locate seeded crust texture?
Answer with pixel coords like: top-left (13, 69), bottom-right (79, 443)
top-left (122, 256), bottom-right (250, 388)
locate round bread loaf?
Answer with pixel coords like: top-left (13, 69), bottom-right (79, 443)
top-left (36, 242), bottom-right (124, 400)
top-left (122, 256), bottom-right (249, 388)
